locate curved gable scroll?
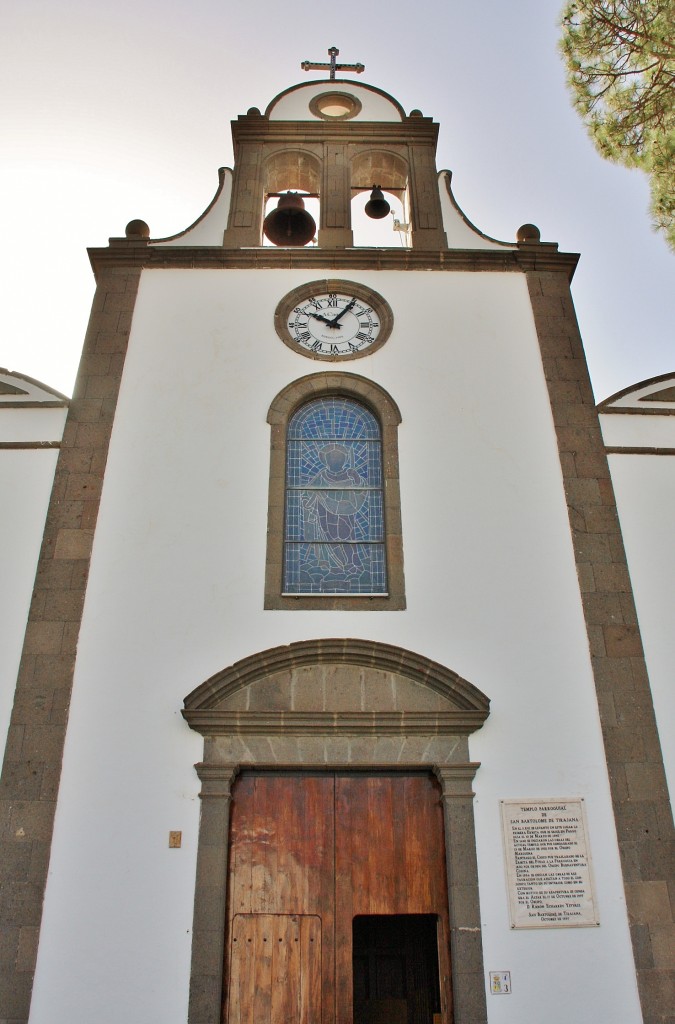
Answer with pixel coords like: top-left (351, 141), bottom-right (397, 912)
top-left (182, 638), bottom-right (490, 738)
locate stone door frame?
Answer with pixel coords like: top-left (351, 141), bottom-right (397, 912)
top-left (182, 639), bottom-right (491, 1024)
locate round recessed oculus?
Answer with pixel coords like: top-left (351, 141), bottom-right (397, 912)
top-left (309, 92), bottom-right (362, 120)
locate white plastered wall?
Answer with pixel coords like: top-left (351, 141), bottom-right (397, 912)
top-left (0, 406), bottom-right (65, 763)
top-left (30, 270), bottom-right (640, 1024)
top-left (600, 411), bottom-right (675, 449)
top-left (601, 411), bottom-right (675, 805)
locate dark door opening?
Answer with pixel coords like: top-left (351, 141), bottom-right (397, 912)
top-left (353, 915), bottom-right (442, 1024)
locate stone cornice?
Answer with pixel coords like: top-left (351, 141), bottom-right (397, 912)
top-left (600, 407), bottom-right (675, 416)
top-left (231, 117), bottom-right (440, 148)
top-left (183, 710), bottom-right (489, 736)
top-left (90, 242), bottom-right (579, 280)
top-left (196, 761), bottom-right (480, 779)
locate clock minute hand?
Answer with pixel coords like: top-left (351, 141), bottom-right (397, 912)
top-left (310, 312), bottom-right (342, 327)
top-left (329, 297), bottom-right (356, 326)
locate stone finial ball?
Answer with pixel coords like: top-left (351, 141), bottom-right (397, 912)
top-left (125, 219), bottom-right (150, 239)
top-left (409, 109), bottom-right (423, 118)
top-left (247, 107), bottom-right (262, 116)
top-left (516, 223), bottom-right (541, 242)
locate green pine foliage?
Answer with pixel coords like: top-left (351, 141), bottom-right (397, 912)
top-left (560, 0), bottom-right (675, 250)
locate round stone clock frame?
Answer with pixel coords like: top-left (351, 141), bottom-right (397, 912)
top-left (274, 279), bottom-right (394, 361)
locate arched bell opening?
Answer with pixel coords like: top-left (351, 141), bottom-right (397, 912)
top-left (351, 188), bottom-right (407, 247)
top-left (351, 150), bottom-right (410, 248)
top-left (262, 149), bottom-right (321, 247)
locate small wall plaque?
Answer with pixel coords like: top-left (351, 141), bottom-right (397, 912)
top-left (490, 972), bottom-right (511, 994)
top-left (168, 831), bottom-right (182, 848)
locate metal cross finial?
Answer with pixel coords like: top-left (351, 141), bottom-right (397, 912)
top-left (301, 46), bottom-right (365, 81)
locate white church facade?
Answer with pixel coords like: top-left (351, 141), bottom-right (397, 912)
top-left (1, 62), bottom-right (673, 1024)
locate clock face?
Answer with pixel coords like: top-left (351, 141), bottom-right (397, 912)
top-left (274, 280), bottom-right (393, 360)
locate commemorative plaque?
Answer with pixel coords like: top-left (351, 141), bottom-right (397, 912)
top-left (501, 798), bottom-right (599, 929)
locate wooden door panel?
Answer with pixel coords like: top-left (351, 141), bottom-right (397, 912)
top-left (224, 775), bottom-right (335, 1024)
top-left (228, 915), bottom-right (321, 1024)
top-left (228, 774), bottom-right (334, 916)
top-left (335, 775), bottom-right (451, 1024)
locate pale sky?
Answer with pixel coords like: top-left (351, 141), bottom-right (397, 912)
top-left (1, 0), bottom-right (672, 400)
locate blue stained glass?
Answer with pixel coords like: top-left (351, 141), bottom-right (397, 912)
top-left (286, 491), bottom-right (384, 542)
top-left (288, 399), bottom-right (380, 441)
top-left (283, 397), bottom-right (387, 595)
top-left (287, 440), bottom-right (382, 489)
top-left (284, 543), bottom-right (387, 594)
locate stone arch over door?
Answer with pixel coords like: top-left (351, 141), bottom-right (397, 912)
top-left (183, 639), bottom-right (490, 1024)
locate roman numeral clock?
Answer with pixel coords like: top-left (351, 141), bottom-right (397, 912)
top-left (274, 279), bottom-right (394, 359)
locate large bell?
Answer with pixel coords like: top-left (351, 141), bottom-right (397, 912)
top-left (263, 192), bottom-right (316, 246)
top-left (364, 186), bottom-right (391, 220)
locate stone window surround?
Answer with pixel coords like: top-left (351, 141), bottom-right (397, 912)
top-left (182, 637), bottom-right (491, 1024)
top-left (265, 372), bottom-right (405, 610)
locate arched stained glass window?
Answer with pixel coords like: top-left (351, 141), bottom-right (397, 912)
top-left (283, 397), bottom-right (387, 595)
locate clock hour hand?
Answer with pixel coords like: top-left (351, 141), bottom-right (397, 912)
top-left (329, 297), bottom-right (356, 326)
top-left (310, 312), bottom-right (342, 327)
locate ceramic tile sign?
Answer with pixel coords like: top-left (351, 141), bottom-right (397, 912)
top-left (490, 971), bottom-right (512, 994)
top-left (501, 798), bottom-right (600, 929)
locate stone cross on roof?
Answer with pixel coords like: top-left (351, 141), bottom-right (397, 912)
top-left (301, 46), bottom-right (365, 81)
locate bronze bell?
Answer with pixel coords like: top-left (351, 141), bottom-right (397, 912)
top-left (364, 186), bottom-right (390, 220)
top-left (263, 192), bottom-right (316, 246)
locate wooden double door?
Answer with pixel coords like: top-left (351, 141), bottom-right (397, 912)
top-left (224, 772), bottom-right (452, 1024)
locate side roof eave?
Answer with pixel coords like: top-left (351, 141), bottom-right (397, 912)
top-left (598, 371), bottom-right (675, 414)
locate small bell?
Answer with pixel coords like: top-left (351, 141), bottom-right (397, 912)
top-left (364, 186), bottom-right (390, 220)
top-left (263, 192), bottom-right (316, 246)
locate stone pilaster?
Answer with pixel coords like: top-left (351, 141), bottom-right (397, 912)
top-left (408, 141), bottom-right (447, 249)
top-left (434, 764), bottom-right (487, 1024)
top-left (527, 267), bottom-right (675, 1024)
top-left (223, 141), bottom-right (265, 248)
top-left (318, 142), bottom-right (353, 248)
top-left (0, 263), bottom-right (141, 1024)
top-left (188, 765), bottom-right (239, 1024)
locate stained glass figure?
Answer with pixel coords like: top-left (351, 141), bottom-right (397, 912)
top-left (283, 397), bottom-right (387, 594)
